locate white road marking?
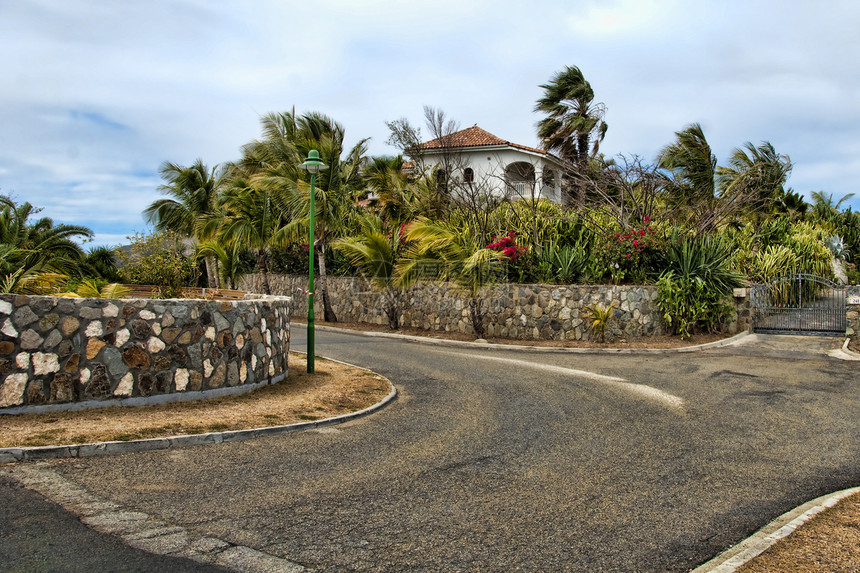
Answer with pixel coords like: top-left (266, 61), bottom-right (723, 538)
top-left (434, 351), bottom-right (686, 410)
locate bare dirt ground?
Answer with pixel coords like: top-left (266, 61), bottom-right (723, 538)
top-left (0, 353), bottom-right (390, 448)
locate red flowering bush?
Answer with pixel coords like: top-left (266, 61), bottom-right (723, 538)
top-left (594, 217), bottom-right (663, 283)
top-left (486, 231), bottom-right (528, 261)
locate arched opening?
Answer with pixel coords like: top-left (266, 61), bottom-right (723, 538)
top-left (504, 162), bottom-right (536, 199)
top-left (463, 167), bottom-right (474, 184)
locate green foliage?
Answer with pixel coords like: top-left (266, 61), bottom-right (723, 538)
top-left (656, 233), bottom-right (742, 338)
top-left (582, 302), bottom-right (615, 342)
top-left (59, 279), bottom-right (131, 299)
top-left (0, 195), bottom-right (92, 291)
top-left (510, 241), bottom-right (591, 285)
top-left (728, 219), bottom-right (835, 281)
top-left (116, 231), bottom-right (197, 298)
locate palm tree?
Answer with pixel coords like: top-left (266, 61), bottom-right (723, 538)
top-left (0, 196), bottom-right (92, 289)
top-left (332, 214), bottom-right (407, 329)
top-left (83, 246), bottom-right (122, 281)
top-left (717, 141), bottom-right (793, 220)
top-left (535, 65), bottom-right (608, 166)
top-left (143, 159), bottom-right (223, 287)
top-left (398, 218), bottom-right (503, 339)
top-left (195, 241), bottom-right (245, 290)
top-left (810, 191), bottom-right (856, 223)
top-left (658, 123), bottom-right (717, 204)
top-left (657, 124), bottom-right (726, 233)
top-left (251, 110), bottom-right (368, 322)
top-left (214, 170), bottom-right (290, 295)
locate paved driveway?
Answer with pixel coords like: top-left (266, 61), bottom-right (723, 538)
top-left (13, 330), bottom-right (860, 571)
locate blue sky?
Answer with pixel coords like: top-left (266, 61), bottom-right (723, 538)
top-left (2, 0), bottom-right (859, 247)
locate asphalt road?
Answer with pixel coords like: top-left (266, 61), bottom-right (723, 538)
top-left (6, 330), bottom-right (860, 572)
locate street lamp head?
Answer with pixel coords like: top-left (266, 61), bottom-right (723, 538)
top-left (299, 149), bottom-right (329, 174)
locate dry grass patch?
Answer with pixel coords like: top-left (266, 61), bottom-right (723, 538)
top-left (738, 491), bottom-right (860, 572)
top-left (0, 353), bottom-right (390, 448)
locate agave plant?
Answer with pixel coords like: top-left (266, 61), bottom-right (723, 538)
top-left (827, 234), bottom-right (851, 262)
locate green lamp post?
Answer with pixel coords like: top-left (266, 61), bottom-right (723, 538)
top-left (298, 149), bottom-right (328, 373)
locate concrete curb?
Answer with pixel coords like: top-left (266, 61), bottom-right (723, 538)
top-left (692, 486), bottom-right (860, 572)
top-left (0, 363), bottom-right (397, 464)
top-left (4, 464), bottom-right (308, 572)
top-left (298, 322), bottom-right (751, 354)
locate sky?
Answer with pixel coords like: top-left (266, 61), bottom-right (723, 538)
top-left (2, 0), bottom-right (859, 247)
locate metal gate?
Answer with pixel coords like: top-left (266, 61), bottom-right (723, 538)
top-left (751, 273), bottom-right (847, 336)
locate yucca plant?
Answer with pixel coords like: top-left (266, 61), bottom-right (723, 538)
top-left (583, 302), bottom-right (615, 342)
top-left (657, 231), bottom-right (743, 338)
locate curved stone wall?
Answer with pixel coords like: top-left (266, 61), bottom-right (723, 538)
top-left (0, 294), bottom-right (290, 412)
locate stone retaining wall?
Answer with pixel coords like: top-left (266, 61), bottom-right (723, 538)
top-left (242, 274), bottom-right (687, 340)
top-left (0, 294), bottom-right (290, 412)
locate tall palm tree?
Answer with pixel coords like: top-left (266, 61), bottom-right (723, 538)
top-left (535, 65), bottom-right (608, 166)
top-left (143, 159), bottom-right (223, 287)
top-left (717, 141), bottom-right (793, 219)
top-left (250, 110), bottom-right (368, 322)
top-left (213, 170), bottom-right (290, 295)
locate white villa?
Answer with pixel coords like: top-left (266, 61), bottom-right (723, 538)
top-left (414, 125), bottom-right (569, 204)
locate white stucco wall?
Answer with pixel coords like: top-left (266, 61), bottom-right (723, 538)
top-left (420, 146), bottom-right (565, 203)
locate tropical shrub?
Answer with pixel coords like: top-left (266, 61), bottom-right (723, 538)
top-left (593, 217), bottom-right (663, 284)
top-left (333, 216), bottom-right (409, 329)
top-left (657, 233), bottom-right (743, 338)
top-left (116, 231), bottom-right (197, 298)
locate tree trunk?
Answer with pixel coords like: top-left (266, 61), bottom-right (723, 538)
top-left (469, 296), bottom-right (485, 339)
top-left (317, 243), bottom-right (337, 323)
top-left (256, 250), bottom-right (271, 295)
top-left (383, 288), bottom-right (400, 330)
top-left (204, 256), bottom-right (219, 289)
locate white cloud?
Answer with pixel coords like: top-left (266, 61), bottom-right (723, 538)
top-left (1, 0), bottom-right (860, 243)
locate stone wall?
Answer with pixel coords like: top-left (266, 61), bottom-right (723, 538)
top-left (241, 274), bottom-right (678, 340)
top-left (0, 294), bottom-right (290, 412)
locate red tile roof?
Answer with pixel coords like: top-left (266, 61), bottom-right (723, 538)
top-left (419, 125), bottom-right (549, 156)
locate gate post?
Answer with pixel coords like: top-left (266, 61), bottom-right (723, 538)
top-left (848, 286), bottom-right (860, 338)
top-left (731, 287), bottom-right (752, 334)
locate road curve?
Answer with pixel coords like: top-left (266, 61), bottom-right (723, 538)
top-left (18, 328), bottom-right (860, 572)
